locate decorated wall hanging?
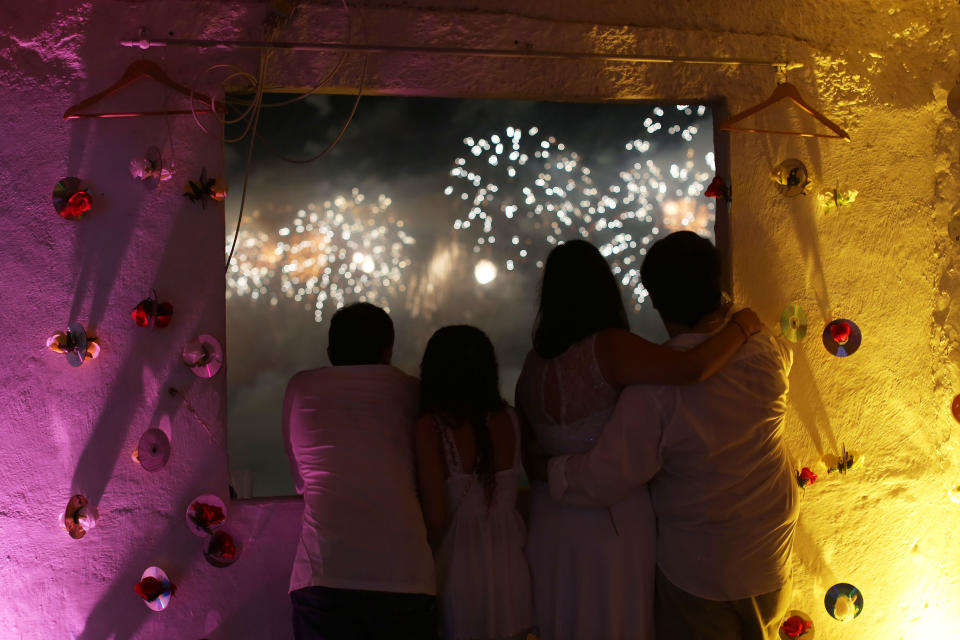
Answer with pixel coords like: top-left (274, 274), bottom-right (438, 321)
top-left (186, 494), bottom-right (227, 537)
top-left (47, 322), bottom-right (100, 367)
top-left (135, 566), bottom-right (175, 611)
top-left (130, 146), bottom-right (173, 187)
top-left (824, 583), bottom-right (863, 621)
top-left (182, 335), bottom-right (223, 378)
top-left (779, 611), bottom-right (814, 639)
top-left (59, 494), bottom-right (98, 539)
top-left (818, 185), bottom-right (858, 213)
top-left (204, 529), bottom-right (240, 567)
top-left (771, 159), bottom-right (812, 197)
top-left (184, 168), bottom-right (227, 210)
top-left (822, 319), bottom-right (861, 357)
top-left (133, 429), bottom-right (171, 471)
top-left (132, 291), bottom-right (174, 328)
top-left (52, 178), bottom-right (93, 220)
top-left (780, 303), bottom-right (808, 343)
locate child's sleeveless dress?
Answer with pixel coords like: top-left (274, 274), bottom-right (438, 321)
top-left (434, 407), bottom-right (535, 640)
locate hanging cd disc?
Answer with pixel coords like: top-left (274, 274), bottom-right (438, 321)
top-left (186, 494), bottom-right (227, 537)
top-left (780, 303), bottom-right (809, 343)
top-left (64, 322), bottom-right (88, 367)
top-left (136, 429), bottom-right (171, 472)
top-left (824, 583), bottom-right (863, 621)
top-left (137, 566), bottom-right (173, 612)
top-left (52, 177), bottom-right (87, 217)
top-left (822, 319), bottom-right (861, 357)
top-left (771, 158), bottom-right (812, 197)
top-left (182, 335), bottom-right (223, 379)
top-left (948, 211), bottom-right (960, 243)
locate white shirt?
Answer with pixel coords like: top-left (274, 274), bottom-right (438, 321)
top-left (548, 331), bottom-right (797, 601)
top-left (284, 365), bottom-right (435, 595)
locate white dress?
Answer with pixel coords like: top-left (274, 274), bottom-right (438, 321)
top-left (435, 407), bottom-right (535, 640)
top-left (515, 335), bottom-right (656, 640)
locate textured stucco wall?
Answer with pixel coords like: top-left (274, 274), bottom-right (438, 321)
top-left (1, 1), bottom-right (958, 638)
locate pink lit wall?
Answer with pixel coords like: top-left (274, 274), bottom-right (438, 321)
top-left (1, 2), bottom-right (958, 638)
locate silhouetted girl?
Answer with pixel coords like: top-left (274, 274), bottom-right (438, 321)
top-left (415, 325), bottom-right (535, 640)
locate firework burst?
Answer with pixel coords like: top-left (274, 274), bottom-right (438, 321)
top-left (444, 126), bottom-right (599, 273)
top-left (227, 188), bottom-right (415, 322)
top-left (447, 105), bottom-right (715, 308)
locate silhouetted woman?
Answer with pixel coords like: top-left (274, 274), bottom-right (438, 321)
top-left (515, 239), bottom-right (759, 640)
top-left (415, 325), bottom-right (535, 640)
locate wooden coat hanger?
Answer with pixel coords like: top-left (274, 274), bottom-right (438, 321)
top-left (63, 59), bottom-right (225, 120)
top-left (719, 81), bottom-right (850, 141)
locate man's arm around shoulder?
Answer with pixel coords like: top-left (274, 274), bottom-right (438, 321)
top-left (548, 385), bottom-right (668, 507)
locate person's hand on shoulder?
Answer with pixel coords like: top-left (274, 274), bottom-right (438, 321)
top-left (731, 307), bottom-right (763, 338)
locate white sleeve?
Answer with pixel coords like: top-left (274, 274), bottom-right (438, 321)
top-left (548, 385), bottom-right (668, 507)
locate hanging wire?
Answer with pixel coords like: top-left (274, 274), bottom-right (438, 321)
top-left (224, 51), bottom-right (267, 273)
top-left (250, 57), bottom-right (365, 164)
top-left (223, 0), bottom-right (362, 272)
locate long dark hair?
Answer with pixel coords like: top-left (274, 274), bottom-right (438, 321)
top-left (419, 325), bottom-right (503, 504)
top-left (533, 239), bottom-right (629, 359)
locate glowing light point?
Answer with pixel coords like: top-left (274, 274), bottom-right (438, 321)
top-left (474, 259), bottom-right (497, 285)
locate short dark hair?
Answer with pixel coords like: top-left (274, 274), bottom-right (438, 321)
top-left (327, 302), bottom-right (394, 366)
top-left (533, 240), bottom-right (629, 359)
top-left (640, 231), bottom-right (722, 328)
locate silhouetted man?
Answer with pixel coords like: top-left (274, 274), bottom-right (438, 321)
top-left (284, 302), bottom-right (435, 639)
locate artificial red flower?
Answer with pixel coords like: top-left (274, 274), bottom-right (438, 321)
top-left (830, 321), bottom-right (851, 345)
top-left (191, 502), bottom-right (225, 532)
top-left (135, 577), bottom-right (166, 601)
top-left (155, 302), bottom-right (174, 328)
top-left (209, 530), bottom-right (236, 561)
top-left (132, 297), bottom-right (173, 328)
top-left (797, 467), bottom-right (818, 487)
top-left (62, 190), bottom-right (92, 219)
top-left (780, 615), bottom-right (812, 638)
top-left (704, 177), bottom-right (727, 199)
top-left (131, 302), bottom-right (152, 327)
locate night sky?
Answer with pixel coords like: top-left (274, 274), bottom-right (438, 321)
top-left (225, 94), bottom-right (715, 496)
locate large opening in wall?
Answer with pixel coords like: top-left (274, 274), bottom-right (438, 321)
top-left (225, 94), bottom-right (720, 497)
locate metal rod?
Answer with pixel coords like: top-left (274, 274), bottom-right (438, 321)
top-left (122, 37), bottom-right (802, 69)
